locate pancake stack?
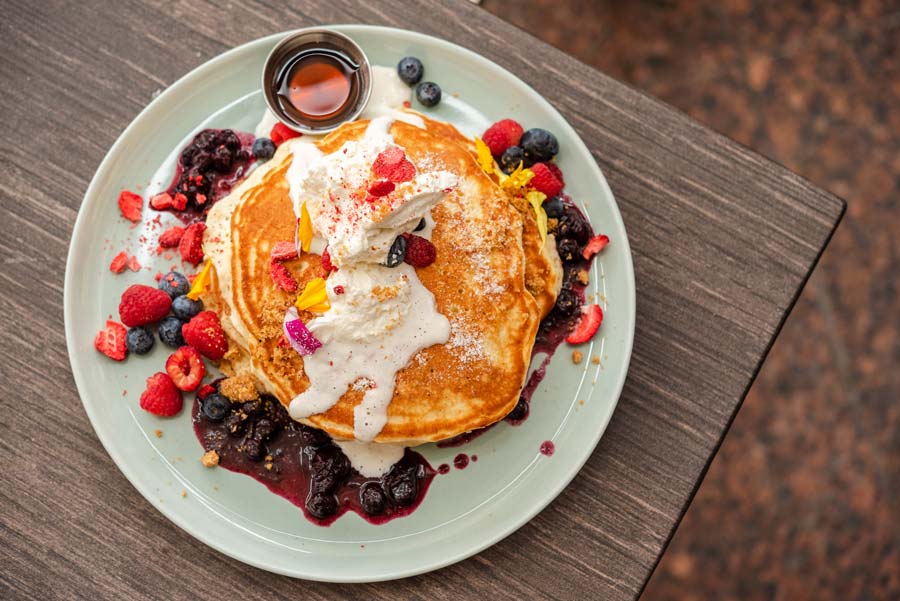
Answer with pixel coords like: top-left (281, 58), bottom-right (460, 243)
top-left (204, 113), bottom-right (561, 445)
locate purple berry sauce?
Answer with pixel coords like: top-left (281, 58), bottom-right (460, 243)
top-left (192, 382), bottom-right (435, 526)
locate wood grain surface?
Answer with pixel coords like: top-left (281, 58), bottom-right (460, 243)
top-left (0, 0), bottom-right (844, 599)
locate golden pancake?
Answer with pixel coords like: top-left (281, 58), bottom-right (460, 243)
top-left (204, 114), bottom-right (561, 445)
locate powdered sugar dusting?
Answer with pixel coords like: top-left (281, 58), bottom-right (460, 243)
top-left (448, 320), bottom-right (486, 365)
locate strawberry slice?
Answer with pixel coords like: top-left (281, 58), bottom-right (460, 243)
top-left (165, 346), bottom-right (206, 391)
top-left (118, 190), bottom-right (143, 222)
top-left (582, 234), bottom-right (610, 260)
top-left (565, 304), bottom-right (603, 344)
top-left (270, 240), bottom-right (298, 262)
top-left (150, 192), bottom-right (175, 210)
top-left (94, 320), bottom-right (127, 361)
top-left (109, 251), bottom-right (128, 274)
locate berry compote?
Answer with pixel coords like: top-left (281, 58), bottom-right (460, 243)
top-left (166, 129), bottom-right (255, 215)
top-left (192, 380), bottom-right (435, 526)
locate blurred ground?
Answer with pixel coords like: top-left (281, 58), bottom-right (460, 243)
top-left (483, 1), bottom-right (900, 599)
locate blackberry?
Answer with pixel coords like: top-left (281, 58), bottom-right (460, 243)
top-left (384, 464), bottom-right (418, 507)
top-left (397, 56), bottom-right (424, 85)
top-left (556, 238), bottom-right (581, 263)
top-left (157, 316), bottom-right (185, 348)
top-left (359, 483), bottom-right (387, 516)
top-left (520, 128), bottom-right (559, 163)
top-left (415, 82), bottom-right (441, 107)
top-left (555, 288), bottom-right (580, 316)
top-left (306, 492), bottom-right (338, 519)
top-left (557, 212), bottom-right (591, 244)
top-left (125, 326), bottom-right (154, 355)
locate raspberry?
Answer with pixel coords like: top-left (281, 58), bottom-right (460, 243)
top-left (150, 192), bottom-right (174, 210)
top-left (158, 226), bottom-right (185, 248)
top-left (271, 122), bottom-right (302, 146)
top-left (544, 162), bottom-right (565, 186)
top-left (321, 247), bottom-right (337, 272)
top-left (270, 260), bottom-right (297, 292)
top-left (127, 255), bottom-right (141, 272)
top-left (165, 346), bottom-right (206, 392)
top-left (529, 162), bottom-right (564, 198)
top-left (482, 119), bottom-right (524, 157)
top-left (403, 234), bottom-right (437, 268)
top-left (118, 284), bottom-right (172, 327)
top-left (179, 222), bottom-right (206, 265)
top-left (182, 311), bottom-right (228, 360)
top-left (372, 147), bottom-right (416, 183)
top-left (109, 251), bottom-right (128, 274)
top-left (118, 190), bottom-right (143, 222)
top-left (367, 179), bottom-right (395, 197)
top-left (270, 240), bottom-right (298, 262)
top-left (94, 320), bottom-right (127, 361)
top-left (139, 372), bottom-right (184, 417)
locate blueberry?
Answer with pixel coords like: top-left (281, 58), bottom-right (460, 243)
top-left (386, 235), bottom-right (407, 267)
top-left (306, 492), bottom-right (338, 519)
top-left (506, 398), bottom-right (529, 421)
top-left (415, 81), bottom-right (441, 108)
top-left (556, 238), bottom-right (581, 263)
top-left (172, 295), bottom-right (203, 321)
top-left (158, 316), bottom-right (185, 348)
top-left (555, 288), bottom-right (580, 316)
top-left (311, 446), bottom-right (351, 480)
top-left (544, 195), bottom-right (565, 218)
top-left (520, 128), bottom-right (559, 163)
top-left (253, 418), bottom-right (275, 441)
top-left (202, 393), bottom-right (229, 421)
top-left (251, 137), bottom-right (276, 160)
top-left (125, 326), bottom-right (154, 355)
top-left (557, 212), bottom-right (590, 244)
top-left (500, 145), bottom-right (527, 174)
top-left (359, 483), bottom-right (387, 516)
top-left (224, 412), bottom-right (247, 437)
top-left (397, 56), bottom-right (424, 85)
top-left (414, 218), bottom-right (426, 232)
top-left (158, 271), bottom-right (190, 299)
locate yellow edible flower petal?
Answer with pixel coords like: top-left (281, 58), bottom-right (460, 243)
top-left (526, 190), bottom-right (548, 244)
top-left (186, 260), bottom-right (213, 301)
top-left (500, 163), bottom-right (534, 193)
top-left (474, 137), bottom-right (496, 175)
top-left (295, 277), bottom-right (330, 312)
top-left (298, 201), bottom-right (313, 253)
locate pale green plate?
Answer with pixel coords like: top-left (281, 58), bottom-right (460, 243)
top-left (64, 25), bottom-right (635, 582)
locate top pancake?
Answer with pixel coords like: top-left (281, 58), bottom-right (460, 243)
top-left (205, 114), bottom-right (561, 445)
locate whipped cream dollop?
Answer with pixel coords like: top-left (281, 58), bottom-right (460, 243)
top-left (282, 80), bottom-right (456, 442)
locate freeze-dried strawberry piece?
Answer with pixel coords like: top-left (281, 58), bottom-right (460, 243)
top-left (94, 320), bottom-right (127, 361)
top-left (582, 234), bottom-right (610, 260)
top-left (158, 226), bottom-right (185, 248)
top-left (270, 240), bottom-right (298, 262)
top-left (179, 222), bottom-right (206, 265)
top-left (127, 255), bottom-right (141, 272)
top-left (372, 147), bottom-right (416, 183)
top-left (109, 251), bottom-right (128, 274)
top-left (172, 193), bottom-right (188, 211)
top-left (150, 192), bottom-right (174, 210)
top-left (367, 179), bottom-right (395, 197)
top-left (320, 247), bottom-right (337, 272)
top-left (118, 190), bottom-right (143, 222)
top-left (270, 260), bottom-right (297, 292)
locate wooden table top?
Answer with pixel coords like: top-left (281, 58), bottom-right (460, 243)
top-left (0, 1), bottom-right (844, 599)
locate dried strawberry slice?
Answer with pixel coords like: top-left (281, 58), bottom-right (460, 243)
top-left (582, 234), bottom-right (610, 260)
top-left (118, 190), bottom-right (143, 222)
top-left (270, 240), bottom-right (298, 262)
top-left (109, 251), bottom-right (128, 274)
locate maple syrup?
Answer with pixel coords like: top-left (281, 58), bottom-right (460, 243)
top-left (275, 49), bottom-right (360, 123)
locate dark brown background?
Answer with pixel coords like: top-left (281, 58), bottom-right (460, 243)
top-left (482, 0), bottom-right (899, 599)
